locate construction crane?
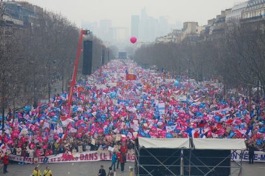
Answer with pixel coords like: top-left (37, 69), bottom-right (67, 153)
top-left (67, 29), bottom-right (91, 118)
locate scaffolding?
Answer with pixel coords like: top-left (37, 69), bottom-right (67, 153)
top-left (135, 137), bottom-right (246, 176)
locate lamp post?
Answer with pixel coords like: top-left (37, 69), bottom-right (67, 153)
top-left (33, 73), bottom-right (37, 108)
top-left (29, 60), bottom-right (37, 108)
top-left (0, 10), bottom-right (7, 132)
top-left (187, 57), bottom-right (190, 78)
top-left (107, 48), bottom-right (110, 62)
top-left (1, 70), bottom-right (6, 133)
top-left (61, 66), bottom-right (64, 92)
top-left (48, 62), bottom-right (51, 102)
top-left (101, 47), bottom-right (105, 66)
top-left (48, 59), bottom-right (56, 102)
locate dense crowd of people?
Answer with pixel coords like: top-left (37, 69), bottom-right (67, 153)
top-left (0, 59), bottom-right (264, 160)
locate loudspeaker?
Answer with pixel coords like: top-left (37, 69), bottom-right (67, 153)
top-left (82, 40), bottom-right (93, 75)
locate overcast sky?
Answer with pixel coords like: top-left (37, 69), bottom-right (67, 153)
top-left (21, 0), bottom-right (247, 27)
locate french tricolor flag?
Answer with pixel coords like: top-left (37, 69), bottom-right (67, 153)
top-left (60, 115), bottom-right (74, 127)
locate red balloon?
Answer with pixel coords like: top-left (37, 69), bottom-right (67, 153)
top-left (130, 36), bottom-right (137, 44)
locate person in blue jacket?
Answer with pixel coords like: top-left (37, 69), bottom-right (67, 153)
top-left (110, 151), bottom-right (117, 171)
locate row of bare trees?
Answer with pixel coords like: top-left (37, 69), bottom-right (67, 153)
top-left (134, 22), bottom-right (265, 97)
top-left (0, 10), bottom-right (112, 112)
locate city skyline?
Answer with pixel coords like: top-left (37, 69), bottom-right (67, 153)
top-left (20, 0), bottom-right (247, 28)
top-left (13, 0), bottom-right (249, 48)
top-left (82, 9), bottom-right (173, 45)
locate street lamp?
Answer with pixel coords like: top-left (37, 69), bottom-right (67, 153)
top-left (29, 60), bottom-right (38, 108)
top-left (48, 59), bottom-right (56, 102)
top-left (1, 70), bottom-right (6, 133)
top-left (61, 65), bottom-right (65, 93)
top-left (188, 58), bottom-right (190, 78)
top-left (101, 46), bottom-right (105, 66)
top-left (107, 48), bottom-right (110, 62)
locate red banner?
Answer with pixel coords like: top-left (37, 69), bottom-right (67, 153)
top-left (126, 74), bottom-right (137, 80)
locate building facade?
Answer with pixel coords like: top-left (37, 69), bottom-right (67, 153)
top-left (181, 22), bottom-right (200, 41)
top-left (155, 29), bottom-right (182, 43)
top-left (242, 0), bottom-right (265, 23)
top-left (1, 1), bottom-right (42, 27)
top-left (226, 1), bottom-right (248, 23)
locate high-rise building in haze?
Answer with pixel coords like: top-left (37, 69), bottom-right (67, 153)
top-left (132, 8), bottom-right (173, 43)
top-left (158, 16), bottom-right (170, 37)
top-left (131, 15), bottom-right (140, 37)
top-left (112, 27), bottom-right (129, 41)
top-left (110, 27), bottom-right (129, 50)
top-left (139, 8), bottom-right (149, 41)
top-left (98, 19), bottom-right (113, 42)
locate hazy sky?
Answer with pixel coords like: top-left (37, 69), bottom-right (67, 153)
top-left (21, 0), bottom-right (247, 27)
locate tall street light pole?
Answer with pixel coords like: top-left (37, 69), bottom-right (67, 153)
top-left (29, 60), bottom-right (37, 108)
top-left (1, 70), bottom-right (6, 133)
top-left (107, 48), bottom-right (110, 62)
top-left (48, 61), bottom-right (51, 102)
top-left (61, 66), bottom-right (64, 93)
top-left (48, 59), bottom-right (56, 102)
top-left (1, 6), bottom-right (6, 132)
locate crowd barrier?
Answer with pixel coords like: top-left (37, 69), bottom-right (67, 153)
top-left (8, 150), bottom-right (265, 164)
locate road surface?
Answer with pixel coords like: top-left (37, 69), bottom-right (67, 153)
top-left (2, 161), bottom-right (265, 176)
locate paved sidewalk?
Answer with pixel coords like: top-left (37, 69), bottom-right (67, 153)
top-left (4, 161), bottom-right (133, 176)
top-left (2, 161), bottom-right (265, 176)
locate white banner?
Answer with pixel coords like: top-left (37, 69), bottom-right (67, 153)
top-left (158, 103), bottom-right (165, 115)
top-left (231, 150), bottom-right (265, 162)
top-left (176, 95), bottom-right (187, 102)
top-left (9, 151), bottom-right (135, 164)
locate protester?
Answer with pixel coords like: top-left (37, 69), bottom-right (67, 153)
top-left (110, 151), bottom-right (117, 171)
top-left (1, 152), bottom-right (9, 174)
top-left (32, 166), bottom-right (41, 176)
top-left (43, 166), bottom-right (53, 176)
top-left (129, 166), bottom-right (134, 176)
top-left (98, 165), bottom-right (106, 176)
top-left (120, 143), bottom-right (128, 155)
top-left (248, 143), bottom-right (255, 164)
top-left (107, 167), bottom-right (114, 176)
top-left (0, 59), bottom-right (264, 165)
top-left (119, 152), bottom-right (126, 172)
top-left (116, 150), bottom-right (121, 170)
